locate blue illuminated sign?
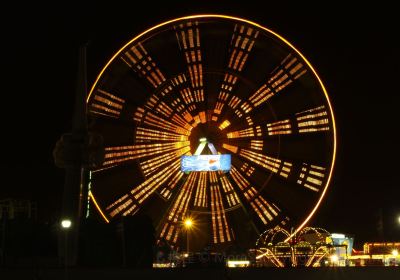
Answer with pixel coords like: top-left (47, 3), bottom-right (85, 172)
top-left (181, 154), bottom-right (231, 172)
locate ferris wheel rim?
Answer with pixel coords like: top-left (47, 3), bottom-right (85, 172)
top-left (86, 14), bottom-right (337, 245)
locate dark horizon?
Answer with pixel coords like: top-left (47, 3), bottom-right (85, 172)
top-left (1, 2), bottom-right (399, 248)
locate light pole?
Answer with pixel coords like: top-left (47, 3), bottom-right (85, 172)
top-left (184, 218), bottom-right (193, 255)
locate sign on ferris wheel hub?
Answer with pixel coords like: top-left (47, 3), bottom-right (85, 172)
top-left (181, 138), bottom-right (231, 172)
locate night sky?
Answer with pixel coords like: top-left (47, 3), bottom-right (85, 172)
top-left (2, 2), bottom-right (399, 248)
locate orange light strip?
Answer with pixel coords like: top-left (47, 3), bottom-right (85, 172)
top-left (296, 105), bottom-right (330, 133)
top-left (88, 191), bottom-right (109, 223)
top-left (121, 43), bottom-right (166, 88)
top-left (239, 148), bottom-right (292, 178)
top-left (107, 160), bottom-right (181, 218)
top-left (175, 21), bottom-right (204, 104)
top-left (222, 143), bottom-right (238, 154)
top-left (136, 127), bottom-right (188, 142)
top-left (250, 140), bottom-right (263, 151)
top-left (159, 172), bottom-right (197, 243)
top-left (89, 89), bottom-right (125, 118)
top-left (211, 183), bottom-right (231, 243)
top-left (248, 53), bottom-right (306, 108)
top-left (296, 163), bottom-right (326, 192)
top-left (140, 146), bottom-right (190, 177)
top-left (211, 23), bottom-right (258, 119)
top-left (142, 111), bottom-right (191, 136)
top-left (230, 166), bottom-right (280, 224)
top-left (194, 172), bottom-right (207, 207)
top-left (241, 162), bottom-right (255, 177)
top-left (96, 141), bottom-right (190, 172)
top-left (219, 174), bottom-right (240, 207)
top-left (267, 119), bottom-right (292, 135)
top-left (227, 127), bottom-right (254, 138)
top-left (219, 120), bottom-right (231, 130)
top-left (159, 170), bottom-right (184, 200)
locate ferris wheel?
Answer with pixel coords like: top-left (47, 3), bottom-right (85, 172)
top-left (86, 15), bottom-right (336, 251)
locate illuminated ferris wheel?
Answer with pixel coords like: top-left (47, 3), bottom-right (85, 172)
top-left (86, 15), bottom-right (336, 250)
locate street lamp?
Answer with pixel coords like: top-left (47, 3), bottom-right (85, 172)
top-left (61, 219), bottom-right (72, 229)
top-left (184, 218), bottom-right (193, 255)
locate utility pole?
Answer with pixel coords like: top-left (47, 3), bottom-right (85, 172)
top-left (53, 45), bottom-right (104, 266)
top-left (61, 45), bottom-right (88, 267)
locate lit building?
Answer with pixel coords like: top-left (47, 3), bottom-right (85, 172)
top-left (349, 242), bottom-right (400, 266)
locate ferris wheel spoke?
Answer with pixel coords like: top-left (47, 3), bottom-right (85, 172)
top-left (139, 147), bottom-right (190, 178)
top-left (104, 159), bottom-right (181, 218)
top-left (217, 172), bottom-right (241, 207)
top-left (193, 172), bottom-right (208, 208)
top-left (120, 42), bottom-right (166, 89)
top-left (209, 172), bottom-right (233, 244)
top-left (238, 148), bottom-right (292, 179)
top-left (88, 88), bottom-right (126, 119)
top-left (134, 107), bottom-right (191, 136)
top-left (135, 126), bottom-right (189, 143)
top-left (247, 53), bottom-right (307, 109)
top-left (158, 170), bottom-right (185, 200)
top-left (92, 141), bottom-right (190, 172)
top-left (175, 21), bottom-right (205, 108)
top-left (229, 165), bottom-right (282, 225)
top-left (210, 24), bottom-right (259, 122)
top-left (158, 172), bottom-right (197, 244)
top-left (294, 163), bottom-right (327, 193)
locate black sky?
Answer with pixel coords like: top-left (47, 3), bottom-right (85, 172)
top-left (1, 1), bottom-right (399, 247)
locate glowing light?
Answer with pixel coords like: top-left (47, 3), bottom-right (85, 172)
top-left (222, 143), bottom-right (238, 154)
top-left (61, 219), bottom-right (72, 229)
top-left (199, 137), bottom-right (207, 142)
top-left (89, 89), bottom-right (125, 118)
top-left (210, 179), bottom-right (231, 243)
top-left (296, 106), bottom-right (330, 133)
top-left (159, 173), bottom-right (197, 243)
top-left (227, 260), bottom-right (250, 267)
top-left (184, 218), bottom-right (193, 228)
top-left (330, 255), bottom-right (338, 262)
top-left (297, 163), bottom-right (326, 192)
top-left (331, 233), bottom-right (345, 239)
top-left (267, 119), bottom-right (292, 135)
top-left (89, 191), bottom-right (109, 223)
top-left (393, 250), bottom-right (399, 257)
top-left (219, 120), bottom-right (231, 130)
top-left (121, 43), bottom-right (166, 88)
top-left (249, 53), bottom-right (306, 107)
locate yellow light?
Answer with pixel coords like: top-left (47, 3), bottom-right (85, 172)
top-left (61, 219), bottom-right (72, 229)
top-left (227, 260), bottom-right (250, 267)
top-left (184, 218), bottom-right (193, 228)
top-left (330, 255), bottom-right (338, 262)
top-left (89, 191), bottom-right (109, 223)
top-left (393, 250), bottom-right (399, 257)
